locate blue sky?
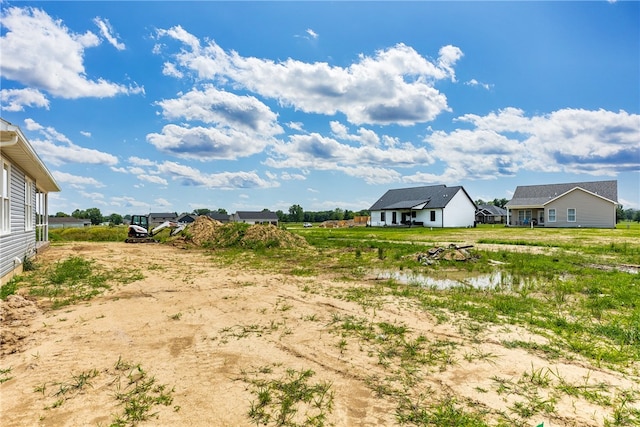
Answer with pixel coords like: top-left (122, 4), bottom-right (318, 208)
top-left (1, 1), bottom-right (638, 216)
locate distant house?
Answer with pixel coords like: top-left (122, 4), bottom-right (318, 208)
top-left (148, 212), bottom-right (178, 227)
top-left (476, 204), bottom-right (508, 224)
top-left (48, 217), bottom-right (92, 229)
top-left (177, 213), bottom-right (197, 224)
top-left (207, 212), bottom-right (231, 223)
top-left (505, 180), bottom-right (618, 228)
top-left (1, 118), bottom-right (60, 284)
top-left (369, 185), bottom-right (476, 228)
top-left (231, 211), bottom-right (279, 226)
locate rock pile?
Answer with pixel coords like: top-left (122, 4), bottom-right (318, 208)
top-left (416, 244), bottom-right (475, 264)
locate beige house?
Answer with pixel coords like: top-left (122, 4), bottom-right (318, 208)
top-left (506, 180), bottom-right (618, 228)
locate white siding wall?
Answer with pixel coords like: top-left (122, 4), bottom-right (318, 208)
top-left (419, 209), bottom-right (442, 227)
top-left (546, 190), bottom-right (616, 228)
top-left (442, 189), bottom-right (476, 227)
top-left (0, 162), bottom-right (36, 283)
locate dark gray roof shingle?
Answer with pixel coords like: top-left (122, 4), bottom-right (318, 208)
top-left (369, 185), bottom-right (468, 210)
top-left (506, 180), bottom-right (618, 207)
top-left (477, 204), bottom-right (507, 216)
top-left (235, 211), bottom-right (278, 220)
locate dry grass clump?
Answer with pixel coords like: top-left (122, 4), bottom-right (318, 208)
top-left (176, 216), bottom-right (308, 249)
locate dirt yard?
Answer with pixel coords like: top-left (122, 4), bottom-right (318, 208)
top-left (1, 242), bottom-right (636, 426)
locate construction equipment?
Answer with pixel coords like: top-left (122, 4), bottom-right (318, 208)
top-left (125, 215), bottom-right (186, 243)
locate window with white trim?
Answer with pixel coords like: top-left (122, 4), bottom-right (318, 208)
top-left (567, 208), bottom-right (576, 222)
top-left (380, 212), bottom-right (386, 222)
top-left (548, 208), bottom-right (556, 222)
top-left (1, 160), bottom-right (10, 234)
top-left (25, 178), bottom-right (34, 231)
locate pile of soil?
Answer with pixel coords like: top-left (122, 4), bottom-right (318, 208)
top-left (240, 223), bottom-right (309, 248)
top-left (176, 216), bottom-right (309, 249)
top-left (0, 294), bottom-right (40, 355)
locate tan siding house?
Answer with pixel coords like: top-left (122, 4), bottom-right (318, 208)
top-left (506, 180), bottom-right (618, 229)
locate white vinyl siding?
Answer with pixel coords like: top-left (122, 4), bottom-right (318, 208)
top-left (25, 178), bottom-right (34, 231)
top-left (1, 159), bottom-right (9, 234)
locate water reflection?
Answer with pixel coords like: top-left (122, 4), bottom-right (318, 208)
top-left (372, 269), bottom-right (530, 290)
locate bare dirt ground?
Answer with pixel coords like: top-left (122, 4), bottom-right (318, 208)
top-left (1, 242), bottom-right (637, 426)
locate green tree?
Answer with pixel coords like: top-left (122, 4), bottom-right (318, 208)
top-left (634, 210), bottom-right (640, 223)
top-left (288, 204), bottom-right (304, 222)
top-left (616, 206), bottom-right (625, 223)
top-left (193, 208), bottom-right (212, 216)
top-left (55, 211), bottom-right (69, 217)
top-left (475, 199), bottom-right (486, 206)
top-left (107, 213), bottom-right (123, 225)
top-left (85, 208), bottom-right (103, 225)
top-left (492, 198), bottom-right (509, 208)
top-left (216, 208), bottom-right (228, 214)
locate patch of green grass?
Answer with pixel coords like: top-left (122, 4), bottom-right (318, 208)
top-left (243, 367), bottom-right (334, 427)
top-left (0, 278), bottom-right (18, 300)
top-left (396, 394), bottom-right (490, 426)
top-left (27, 256), bottom-right (143, 309)
top-left (111, 361), bottom-right (175, 426)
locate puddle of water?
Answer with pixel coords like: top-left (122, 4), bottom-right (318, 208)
top-left (372, 269), bottom-right (531, 290)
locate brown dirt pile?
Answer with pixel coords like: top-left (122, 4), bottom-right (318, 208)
top-left (176, 215), bottom-right (309, 249)
top-left (0, 294), bottom-right (41, 355)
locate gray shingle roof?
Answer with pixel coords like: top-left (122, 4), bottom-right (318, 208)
top-left (235, 211), bottom-right (278, 220)
top-left (477, 204), bottom-right (507, 216)
top-left (369, 185), bottom-right (468, 210)
top-left (506, 180), bottom-right (618, 207)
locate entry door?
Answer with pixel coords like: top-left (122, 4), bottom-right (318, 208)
top-left (392, 212), bottom-right (397, 224)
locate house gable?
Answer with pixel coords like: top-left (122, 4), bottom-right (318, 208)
top-left (369, 185), bottom-right (475, 227)
top-left (506, 180), bottom-right (618, 228)
top-left (507, 180), bottom-right (618, 208)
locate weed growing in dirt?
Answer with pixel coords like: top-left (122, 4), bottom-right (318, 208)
top-left (35, 358), bottom-right (174, 426)
top-left (242, 366), bottom-right (334, 427)
top-left (111, 359), bottom-right (175, 426)
top-left (0, 367), bottom-right (13, 383)
top-left (26, 256), bottom-right (143, 308)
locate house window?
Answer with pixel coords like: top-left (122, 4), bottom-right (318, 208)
top-left (380, 212), bottom-right (386, 222)
top-left (430, 210), bottom-right (436, 222)
top-left (1, 160), bottom-right (10, 234)
top-left (548, 209), bottom-right (556, 222)
top-left (411, 211), bottom-right (416, 218)
top-left (25, 178), bottom-right (34, 231)
top-left (567, 208), bottom-right (576, 222)
top-left (518, 210), bottom-right (532, 224)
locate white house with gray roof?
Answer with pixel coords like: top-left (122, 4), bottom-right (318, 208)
top-left (505, 180), bottom-right (618, 228)
top-left (231, 210), bottom-right (278, 225)
top-left (1, 118), bottom-right (60, 284)
top-left (369, 185), bottom-right (476, 228)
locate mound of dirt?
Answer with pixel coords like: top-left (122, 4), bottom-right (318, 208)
top-left (0, 294), bottom-right (41, 355)
top-left (240, 223), bottom-right (309, 249)
top-left (186, 215), bottom-right (223, 246)
top-left (177, 216), bottom-right (308, 249)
